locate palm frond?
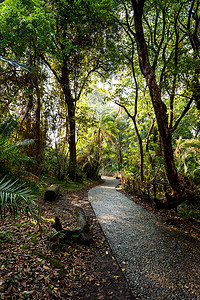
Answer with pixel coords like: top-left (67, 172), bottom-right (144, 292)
top-left (0, 56), bottom-right (32, 72)
top-left (0, 135), bottom-right (35, 165)
top-left (0, 119), bottom-right (18, 137)
top-left (0, 177), bottom-right (38, 223)
top-left (1, 139), bottom-right (34, 154)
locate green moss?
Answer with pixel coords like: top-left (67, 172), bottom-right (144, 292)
top-left (48, 258), bottom-right (64, 269)
top-left (34, 251), bottom-right (67, 275)
top-left (25, 233), bottom-right (37, 237)
top-left (30, 238), bottom-right (38, 244)
top-left (21, 245), bottom-right (30, 250)
top-left (0, 232), bottom-right (14, 244)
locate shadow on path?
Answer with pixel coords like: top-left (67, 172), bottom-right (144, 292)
top-left (88, 176), bottom-right (200, 300)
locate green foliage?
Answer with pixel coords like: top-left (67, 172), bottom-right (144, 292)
top-left (49, 230), bottom-right (69, 251)
top-left (0, 177), bottom-right (38, 223)
top-left (178, 203), bottom-right (200, 221)
top-left (0, 0), bottom-right (199, 195)
top-left (76, 100), bottom-right (98, 141)
top-left (0, 119), bottom-right (35, 174)
top-left (175, 138), bottom-right (200, 184)
top-left (42, 146), bottom-right (68, 181)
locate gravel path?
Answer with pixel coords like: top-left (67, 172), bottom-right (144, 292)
top-left (88, 176), bottom-right (200, 300)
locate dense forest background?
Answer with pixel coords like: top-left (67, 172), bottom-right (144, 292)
top-left (0, 0), bottom-right (200, 219)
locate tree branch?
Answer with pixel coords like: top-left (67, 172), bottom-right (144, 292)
top-left (168, 10), bottom-right (180, 129)
top-left (123, 3), bottom-right (136, 38)
top-left (40, 54), bottom-right (61, 83)
top-left (171, 97), bottom-right (193, 133)
top-left (76, 56), bottom-right (102, 102)
top-left (145, 118), bottom-right (155, 151)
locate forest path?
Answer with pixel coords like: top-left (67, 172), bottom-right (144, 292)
top-left (88, 176), bottom-right (200, 300)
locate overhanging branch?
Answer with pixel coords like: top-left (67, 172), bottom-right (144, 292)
top-left (171, 97), bottom-right (193, 132)
top-left (40, 54), bottom-right (61, 83)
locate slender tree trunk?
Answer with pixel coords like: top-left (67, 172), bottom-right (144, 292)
top-left (35, 75), bottom-right (42, 174)
top-left (61, 64), bottom-right (77, 181)
top-left (118, 132), bottom-right (123, 171)
top-left (117, 103), bottom-right (144, 181)
top-left (134, 119), bottom-right (144, 181)
top-left (145, 118), bottom-right (155, 152)
top-left (67, 100), bottom-right (76, 181)
top-left (189, 1), bottom-right (200, 111)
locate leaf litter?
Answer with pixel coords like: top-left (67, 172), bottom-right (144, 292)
top-left (0, 188), bottom-right (134, 299)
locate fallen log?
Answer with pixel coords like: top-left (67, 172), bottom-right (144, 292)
top-left (50, 207), bottom-right (93, 249)
top-left (44, 185), bottom-right (59, 201)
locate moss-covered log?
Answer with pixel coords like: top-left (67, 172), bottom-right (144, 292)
top-left (44, 185), bottom-right (59, 201)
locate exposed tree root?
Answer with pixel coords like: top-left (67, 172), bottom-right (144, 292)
top-left (154, 173), bottom-right (200, 209)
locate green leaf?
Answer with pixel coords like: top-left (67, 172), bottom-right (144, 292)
top-left (0, 177), bottom-right (38, 223)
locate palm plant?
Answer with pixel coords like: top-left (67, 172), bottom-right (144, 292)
top-left (0, 55), bottom-right (38, 222)
top-left (0, 55), bottom-right (31, 72)
top-left (0, 120), bottom-right (38, 223)
top-left (0, 119), bottom-right (34, 174)
top-left (0, 177), bottom-right (38, 223)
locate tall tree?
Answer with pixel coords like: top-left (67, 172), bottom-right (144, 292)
top-left (32, 0), bottom-right (119, 180)
top-left (0, 1), bottom-right (47, 174)
top-left (0, 0), bottom-right (120, 180)
top-left (127, 0), bottom-right (199, 207)
top-left (114, 60), bottom-right (145, 181)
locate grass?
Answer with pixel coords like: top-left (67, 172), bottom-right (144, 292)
top-left (34, 175), bottom-right (100, 198)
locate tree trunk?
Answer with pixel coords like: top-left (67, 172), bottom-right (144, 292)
top-left (67, 101), bottom-right (77, 181)
top-left (35, 74), bottom-right (42, 175)
top-left (132, 0), bottom-right (198, 207)
top-left (61, 64), bottom-right (77, 181)
top-left (134, 119), bottom-right (144, 181)
top-left (187, 0), bottom-right (200, 111)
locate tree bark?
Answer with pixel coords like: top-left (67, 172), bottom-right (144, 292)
top-left (131, 0), bottom-right (199, 207)
top-left (61, 64), bottom-right (77, 181)
top-left (67, 100), bottom-right (77, 181)
top-left (44, 185), bottom-right (59, 201)
top-left (188, 1), bottom-right (200, 111)
top-left (35, 73), bottom-right (42, 175)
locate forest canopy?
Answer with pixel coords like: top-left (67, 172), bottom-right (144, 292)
top-left (0, 0), bottom-right (200, 212)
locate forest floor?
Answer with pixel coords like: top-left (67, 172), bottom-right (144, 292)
top-left (0, 181), bottom-right (134, 300)
top-left (0, 179), bottom-right (200, 299)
